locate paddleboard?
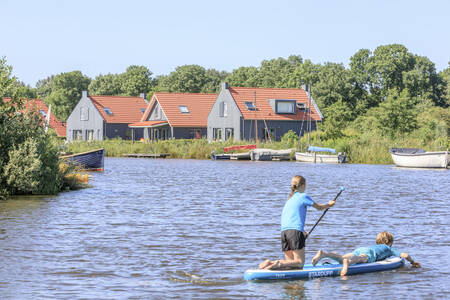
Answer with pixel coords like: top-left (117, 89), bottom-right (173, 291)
top-left (244, 257), bottom-right (404, 280)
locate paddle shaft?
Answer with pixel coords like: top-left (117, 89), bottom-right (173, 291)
top-left (306, 189), bottom-right (343, 239)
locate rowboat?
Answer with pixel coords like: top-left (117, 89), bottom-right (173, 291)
top-left (295, 146), bottom-right (347, 164)
top-left (390, 148), bottom-right (449, 168)
top-left (60, 148), bottom-right (105, 171)
top-left (249, 148), bottom-right (294, 161)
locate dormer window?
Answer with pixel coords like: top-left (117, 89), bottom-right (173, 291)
top-left (245, 101), bottom-right (256, 111)
top-left (179, 105), bottom-right (189, 113)
top-left (40, 110), bottom-right (47, 117)
top-left (275, 100), bottom-right (296, 114)
top-left (103, 107), bottom-right (113, 115)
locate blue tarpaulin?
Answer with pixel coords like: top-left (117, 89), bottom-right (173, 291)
top-left (308, 145), bottom-right (336, 153)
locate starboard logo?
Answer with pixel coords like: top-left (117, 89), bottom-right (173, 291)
top-left (308, 270), bottom-right (334, 278)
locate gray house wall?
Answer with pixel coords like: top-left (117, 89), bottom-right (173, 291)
top-left (207, 83), bottom-right (242, 141)
top-left (66, 91), bottom-right (104, 141)
top-left (147, 101), bottom-right (167, 121)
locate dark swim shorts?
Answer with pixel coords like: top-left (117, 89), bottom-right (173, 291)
top-left (281, 229), bottom-right (306, 251)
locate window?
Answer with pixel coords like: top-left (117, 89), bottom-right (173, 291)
top-left (73, 130), bottom-right (83, 140)
top-left (245, 101), bottom-right (256, 111)
top-left (275, 100), bottom-right (296, 114)
top-left (154, 106), bottom-right (159, 119)
top-left (179, 105), bottom-right (189, 113)
top-left (190, 129), bottom-right (201, 139)
top-left (140, 108), bottom-right (146, 113)
top-left (225, 128), bottom-right (234, 140)
top-left (103, 107), bottom-right (113, 115)
top-left (80, 106), bottom-right (89, 120)
top-left (40, 110), bottom-right (47, 117)
top-left (219, 102), bottom-right (227, 117)
top-left (86, 130), bottom-right (94, 141)
top-left (263, 128), bottom-right (275, 141)
top-left (213, 128), bottom-right (222, 140)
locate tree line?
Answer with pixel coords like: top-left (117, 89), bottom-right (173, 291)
top-left (3, 43), bottom-right (450, 143)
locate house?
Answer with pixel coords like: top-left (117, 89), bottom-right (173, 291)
top-left (2, 98), bottom-right (66, 137)
top-left (129, 92), bottom-right (217, 140)
top-left (66, 91), bottom-right (148, 141)
top-left (207, 83), bottom-right (323, 141)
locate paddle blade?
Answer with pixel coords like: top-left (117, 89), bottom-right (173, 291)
top-left (340, 186), bottom-right (345, 191)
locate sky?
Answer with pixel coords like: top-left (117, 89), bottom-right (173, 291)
top-left (1, 0), bottom-right (449, 86)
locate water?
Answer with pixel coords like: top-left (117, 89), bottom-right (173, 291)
top-left (0, 158), bottom-right (449, 299)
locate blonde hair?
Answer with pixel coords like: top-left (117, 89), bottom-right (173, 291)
top-left (289, 175), bottom-right (306, 198)
top-left (376, 231), bottom-right (394, 245)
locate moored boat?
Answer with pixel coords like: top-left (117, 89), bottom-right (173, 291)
top-left (295, 146), bottom-right (347, 164)
top-left (390, 148), bottom-right (449, 168)
top-left (60, 148), bottom-right (105, 171)
top-left (249, 148), bottom-right (294, 161)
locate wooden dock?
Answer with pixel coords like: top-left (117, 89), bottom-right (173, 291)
top-left (122, 153), bottom-right (170, 158)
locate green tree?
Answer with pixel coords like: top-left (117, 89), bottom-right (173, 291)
top-left (322, 99), bottom-right (353, 139)
top-left (258, 56), bottom-right (303, 88)
top-left (89, 73), bottom-right (122, 95)
top-left (45, 71), bottom-right (91, 121)
top-left (120, 65), bottom-right (153, 96)
top-left (376, 89), bottom-right (418, 137)
top-left (158, 65), bottom-right (207, 93)
top-left (36, 75), bottom-right (55, 99)
top-left (225, 66), bottom-right (260, 87)
top-left (367, 44), bottom-right (415, 97)
top-left (402, 55), bottom-right (442, 106)
top-left (0, 56), bottom-right (15, 98)
top-left (201, 68), bottom-right (229, 93)
top-left (312, 63), bottom-right (355, 111)
top-left (438, 63), bottom-right (450, 107)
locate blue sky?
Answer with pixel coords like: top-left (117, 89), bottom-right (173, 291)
top-left (1, 0), bottom-right (449, 86)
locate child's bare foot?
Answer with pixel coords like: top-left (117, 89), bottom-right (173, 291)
top-left (265, 260), bottom-right (282, 270)
top-left (259, 259), bottom-right (271, 269)
top-left (340, 258), bottom-right (348, 276)
top-left (312, 250), bottom-right (323, 266)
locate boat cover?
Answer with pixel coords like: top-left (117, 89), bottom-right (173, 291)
top-left (309, 146), bottom-right (336, 153)
top-left (390, 148), bottom-right (426, 154)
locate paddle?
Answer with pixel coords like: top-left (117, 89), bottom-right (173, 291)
top-left (306, 186), bottom-right (344, 239)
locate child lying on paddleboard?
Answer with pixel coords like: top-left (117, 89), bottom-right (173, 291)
top-left (258, 175), bottom-right (336, 270)
top-left (311, 231), bottom-right (421, 276)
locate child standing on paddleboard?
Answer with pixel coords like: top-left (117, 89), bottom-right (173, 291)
top-left (259, 175), bottom-right (336, 270)
top-left (311, 231), bottom-right (421, 275)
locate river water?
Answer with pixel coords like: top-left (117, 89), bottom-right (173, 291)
top-left (0, 158), bottom-right (448, 299)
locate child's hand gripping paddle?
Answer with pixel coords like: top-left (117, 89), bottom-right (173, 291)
top-left (306, 186), bottom-right (344, 239)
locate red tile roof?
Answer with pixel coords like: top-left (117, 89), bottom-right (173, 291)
top-left (2, 98), bottom-right (66, 137)
top-left (89, 95), bottom-right (148, 124)
top-left (143, 93), bottom-right (217, 127)
top-left (129, 120), bottom-right (168, 128)
top-left (228, 86), bottom-right (322, 121)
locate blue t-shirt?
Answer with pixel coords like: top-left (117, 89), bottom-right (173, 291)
top-left (353, 244), bottom-right (402, 263)
top-left (281, 192), bottom-right (314, 232)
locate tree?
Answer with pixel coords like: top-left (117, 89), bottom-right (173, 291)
top-left (201, 68), bottom-right (229, 93)
top-left (120, 65), bottom-right (153, 96)
top-left (322, 99), bottom-right (353, 139)
top-left (257, 56), bottom-right (303, 88)
top-left (367, 44), bottom-right (415, 97)
top-left (0, 58), bottom-right (62, 199)
top-left (438, 63), bottom-right (450, 107)
top-left (36, 75), bottom-right (55, 99)
top-left (312, 63), bottom-right (355, 111)
top-left (88, 73), bottom-right (122, 95)
top-left (376, 89), bottom-right (418, 137)
top-left (157, 65), bottom-right (207, 93)
top-left (402, 55), bottom-right (442, 106)
top-left (44, 71), bottom-right (91, 121)
top-left (225, 66), bottom-right (260, 87)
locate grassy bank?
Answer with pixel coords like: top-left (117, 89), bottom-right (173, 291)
top-left (64, 133), bottom-right (448, 164)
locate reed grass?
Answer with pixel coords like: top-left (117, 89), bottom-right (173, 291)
top-left (63, 132), bottom-right (448, 164)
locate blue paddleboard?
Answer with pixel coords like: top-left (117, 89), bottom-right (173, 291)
top-left (244, 257), bottom-right (404, 280)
